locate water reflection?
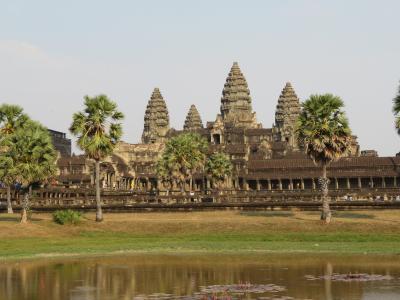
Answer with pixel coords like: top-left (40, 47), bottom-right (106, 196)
top-left (0, 254), bottom-right (400, 300)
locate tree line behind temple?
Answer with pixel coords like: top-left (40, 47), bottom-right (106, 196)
top-left (1, 83), bottom-right (400, 224)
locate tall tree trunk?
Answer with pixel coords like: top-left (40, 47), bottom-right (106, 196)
top-left (6, 185), bottom-right (13, 214)
top-left (20, 192), bottom-right (29, 224)
top-left (320, 164), bottom-right (331, 223)
top-left (95, 159), bottom-right (103, 222)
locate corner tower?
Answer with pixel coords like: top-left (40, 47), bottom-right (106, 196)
top-left (274, 82), bottom-right (301, 148)
top-left (141, 88), bottom-right (170, 144)
top-left (183, 104), bottom-right (203, 131)
top-left (220, 62), bottom-right (258, 128)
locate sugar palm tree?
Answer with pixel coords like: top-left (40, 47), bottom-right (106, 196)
top-left (205, 152), bottom-right (232, 191)
top-left (157, 133), bottom-right (208, 193)
top-left (393, 82), bottom-right (400, 134)
top-left (156, 155), bottom-right (175, 195)
top-left (69, 95), bottom-right (124, 222)
top-left (4, 120), bottom-right (57, 223)
top-left (297, 94), bottom-right (352, 223)
top-left (0, 104), bottom-right (29, 214)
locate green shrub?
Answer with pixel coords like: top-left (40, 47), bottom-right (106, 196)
top-left (53, 210), bottom-right (82, 225)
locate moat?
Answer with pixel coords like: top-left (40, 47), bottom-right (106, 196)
top-left (1, 254), bottom-right (400, 300)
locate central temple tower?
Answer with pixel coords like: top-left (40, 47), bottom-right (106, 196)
top-left (220, 62), bottom-right (259, 128)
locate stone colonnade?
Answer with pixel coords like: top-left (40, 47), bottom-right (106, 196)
top-left (241, 176), bottom-right (399, 191)
top-left (114, 175), bottom-right (399, 192)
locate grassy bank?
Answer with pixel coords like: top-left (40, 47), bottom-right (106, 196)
top-left (1, 210), bottom-right (400, 260)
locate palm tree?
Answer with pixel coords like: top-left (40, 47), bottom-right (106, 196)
top-left (0, 104), bottom-right (29, 214)
top-left (157, 133), bottom-right (208, 193)
top-left (69, 95), bottom-right (124, 222)
top-left (205, 152), bottom-right (232, 192)
top-left (4, 120), bottom-right (57, 223)
top-left (297, 94), bottom-right (352, 223)
top-left (393, 82), bottom-right (400, 134)
top-left (156, 155), bottom-right (175, 195)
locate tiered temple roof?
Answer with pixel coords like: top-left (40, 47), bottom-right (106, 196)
top-left (275, 82), bottom-right (301, 129)
top-left (274, 82), bottom-right (301, 147)
top-left (183, 105), bottom-right (203, 131)
top-left (141, 88), bottom-right (170, 144)
top-left (220, 62), bottom-right (257, 128)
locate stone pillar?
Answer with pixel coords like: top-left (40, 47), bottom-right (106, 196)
top-left (267, 179), bottom-right (272, 190)
top-left (289, 179), bottom-right (293, 190)
top-left (300, 178), bottom-right (305, 190)
top-left (394, 176), bottom-right (397, 188)
top-left (358, 177), bottom-right (362, 189)
top-left (278, 179), bottom-right (283, 190)
top-left (312, 178), bottom-right (316, 190)
top-left (335, 178), bottom-right (339, 190)
top-left (256, 180), bottom-right (260, 191)
top-left (346, 178), bottom-right (350, 189)
top-left (146, 178), bottom-right (152, 191)
top-left (382, 177), bottom-right (386, 188)
top-left (109, 173), bottom-right (113, 188)
top-left (370, 177), bottom-right (374, 188)
top-left (244, 179), bottom-right (249, 191)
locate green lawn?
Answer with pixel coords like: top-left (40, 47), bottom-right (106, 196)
top-left (1, 210), bottom-right (400, 260)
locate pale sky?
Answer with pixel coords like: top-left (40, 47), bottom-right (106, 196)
top-left (0, 0), bottom-right (399, 156)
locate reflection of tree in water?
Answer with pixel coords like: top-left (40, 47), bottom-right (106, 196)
top-left (307, 273), bottom-right (393, 282)
top-left (0, 255), bottom-right (399, 300)
top-left (325, 262), bottom-right (333, 300)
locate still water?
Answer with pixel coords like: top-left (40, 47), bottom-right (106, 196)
top-left (1, 254), bottom-right (400, 300)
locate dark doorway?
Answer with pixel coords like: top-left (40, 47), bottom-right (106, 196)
top-left (213, 134), bottom-right (221, 144)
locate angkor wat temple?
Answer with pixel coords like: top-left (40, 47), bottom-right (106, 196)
top-left (57, 62), bottom-right (400, 201)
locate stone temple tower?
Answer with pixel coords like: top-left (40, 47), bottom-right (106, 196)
top-left (274, 82), bottom-right (301, 149)
top-left (141, 88), bottom-right (170, 144)
top-left (183, 104), bottom-right (203, 131)
top-left (220, 62), bottom-right (258, 128)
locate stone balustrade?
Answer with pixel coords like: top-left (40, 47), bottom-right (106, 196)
top-left (0, 186), bottom-right (399, 212)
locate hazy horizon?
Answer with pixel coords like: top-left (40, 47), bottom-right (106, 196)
top-left (1, 0), bottom-right (399, 156)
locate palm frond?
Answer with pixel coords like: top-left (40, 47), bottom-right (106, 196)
top-left (70, 95), bottom-right (124, 160)
top-left (296, 94), bottom-right (352, 166)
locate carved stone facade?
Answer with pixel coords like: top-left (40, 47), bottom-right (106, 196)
top-left (220, 62), bottom-right (260, 129)
top-left (274, 82), bottom-right (301, 149)
top-left (141, 88), bottom-right (170, 144)
top-left (55, 62), bottom-right (399, 199)
top-left (48, 129), bottom-right (71, 157)
top-left (183, 105), bottom-right (203, 131)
